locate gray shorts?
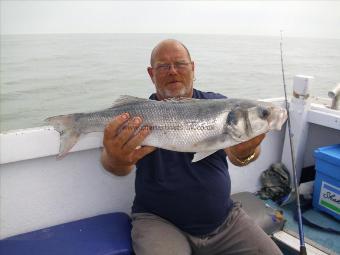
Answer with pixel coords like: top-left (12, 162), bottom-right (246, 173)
top-left (131, 202), bottom-right (283, 255)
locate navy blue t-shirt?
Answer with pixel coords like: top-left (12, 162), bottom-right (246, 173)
top-left (132, 89), bottom-right (232, 236)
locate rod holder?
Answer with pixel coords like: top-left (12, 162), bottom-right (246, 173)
top-left (293, 75), bottom-right (313, 100)
top-left (328, 83), bottom-right (340, 110)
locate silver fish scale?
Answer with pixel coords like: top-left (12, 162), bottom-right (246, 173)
top-left (138, 100), bottom-right (228, 151)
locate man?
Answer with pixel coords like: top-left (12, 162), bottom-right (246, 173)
top-left (101, 39), bottom-right (282, 255)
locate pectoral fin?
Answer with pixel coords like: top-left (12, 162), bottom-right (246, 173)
top-left (192, 150), bottom-right (217, 162)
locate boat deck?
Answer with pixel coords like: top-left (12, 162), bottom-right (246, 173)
top-left (269, 199), bottom-right (340, 255)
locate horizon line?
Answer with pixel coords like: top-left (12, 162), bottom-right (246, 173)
top-left (1, 32), bottom-right (339, 40)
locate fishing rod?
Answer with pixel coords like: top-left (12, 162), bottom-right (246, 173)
top-left (280, 31), bottom-right (307, 255)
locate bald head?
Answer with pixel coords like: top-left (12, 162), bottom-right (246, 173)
top-left (147, 39), bottom-right (195, 100)
top-left (150, 39), bottom-right (192, 67)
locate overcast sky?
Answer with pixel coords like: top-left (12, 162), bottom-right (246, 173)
top-left (1, 1), bottom-right (340, 39)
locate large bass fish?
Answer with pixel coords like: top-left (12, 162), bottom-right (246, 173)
top-left (46, 95), bottom-right (287, 162)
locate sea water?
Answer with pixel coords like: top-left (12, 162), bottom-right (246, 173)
top-left (1, 33), bottom-right (339, 132)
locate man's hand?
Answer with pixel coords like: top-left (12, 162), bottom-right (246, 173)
top-left (101, 113), bottom-right (156, 176)
top-left (225, 134), bottom-right (266, 166)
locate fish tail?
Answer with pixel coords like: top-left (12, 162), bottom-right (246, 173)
top-left (45, 114), bottom-right (81, 159)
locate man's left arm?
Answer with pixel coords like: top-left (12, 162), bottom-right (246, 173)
top-left (225, 134), bottom-right (265, 167)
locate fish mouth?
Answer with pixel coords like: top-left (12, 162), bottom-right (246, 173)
top-left (268, 108), bottom-right (288, 130)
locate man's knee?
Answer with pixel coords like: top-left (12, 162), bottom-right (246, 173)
top-left (131, 213), bottom-right (191, 255)
top-left (237, 210), bottom-right (283, 255)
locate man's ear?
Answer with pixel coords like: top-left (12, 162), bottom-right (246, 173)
top-left (147, 67), bottom-right (155, 83)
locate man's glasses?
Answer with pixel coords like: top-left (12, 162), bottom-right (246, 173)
top-left (154, 62), bottom-right (192, 73)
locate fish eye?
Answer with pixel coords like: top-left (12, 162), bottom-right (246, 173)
top-left (257, 106), bottom-right (270, 119)
top-left (226, 111), bottom-right (238, 125)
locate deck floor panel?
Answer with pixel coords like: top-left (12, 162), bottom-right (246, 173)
top-left (267, 200), bottom-right (339, 255)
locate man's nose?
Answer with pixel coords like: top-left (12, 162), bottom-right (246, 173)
top-left (168, 64), bottom-right (178, 74)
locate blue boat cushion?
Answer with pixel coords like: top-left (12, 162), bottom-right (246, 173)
top-left (0, 212), bottom-right (133, 255)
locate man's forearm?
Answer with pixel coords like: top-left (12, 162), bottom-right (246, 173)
top-left (225, 146), bottom-right (260, 167)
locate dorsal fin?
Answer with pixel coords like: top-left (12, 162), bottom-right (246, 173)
top-left (111, 95), bottom-right (149, 107)
top-left (192, 150), bottom-right (217, 162)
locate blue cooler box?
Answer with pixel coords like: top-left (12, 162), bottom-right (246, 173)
top-left (313, 144), bottom-right (340, 220)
